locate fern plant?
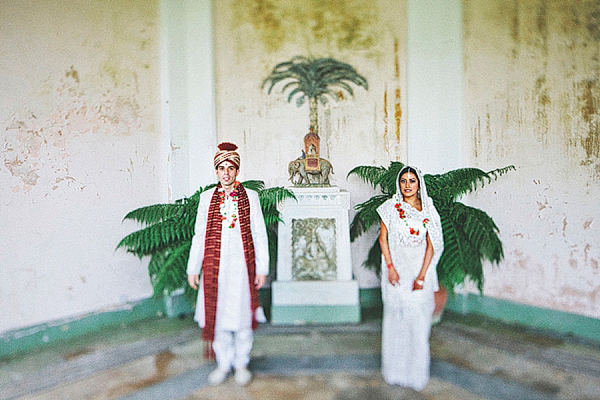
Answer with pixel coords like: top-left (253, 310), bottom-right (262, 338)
top-left (347, 162), bottom-right (515, 293)
top-left (117, 181), bottom-right (295, 304)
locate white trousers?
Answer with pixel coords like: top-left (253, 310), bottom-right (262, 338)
top-left (213, 328), bottom-right (253, 371)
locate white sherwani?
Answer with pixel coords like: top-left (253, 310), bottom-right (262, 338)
top-left (186, 187), bottom-right (269, 369)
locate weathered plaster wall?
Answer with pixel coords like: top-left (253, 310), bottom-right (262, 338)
top-left (0, 1), bottom-right (162, 332)
top-left (464, 0), bottom-right (600, 318)
top-left (213, 0), bottom-right (409, 287)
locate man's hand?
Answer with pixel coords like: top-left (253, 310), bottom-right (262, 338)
top-left (188, 274), bottom-right (199, 290)
top-left (254, 275), bottom-right (267, 290)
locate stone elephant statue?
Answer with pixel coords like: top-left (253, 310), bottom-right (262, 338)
top-left (288, 157), bottom-right (333, 185)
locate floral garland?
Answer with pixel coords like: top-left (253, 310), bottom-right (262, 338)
top-left (219, 181), bottom-right (240, 228)
top-left (394, 201), bottom-right (430, 236)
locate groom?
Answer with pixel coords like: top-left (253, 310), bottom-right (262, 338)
top-left (186, 142), bottom-right (269, 386)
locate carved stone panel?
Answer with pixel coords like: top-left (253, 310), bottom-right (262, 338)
top-left (291, 218), bottom-right (336, 281)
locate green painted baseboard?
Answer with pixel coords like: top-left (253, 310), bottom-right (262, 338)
top-left (0, 296), bottom-right (165, 359)
top-left (271, 305), bottom-right (361, 325)
top-left (445, 293), bottom-right (600, 342)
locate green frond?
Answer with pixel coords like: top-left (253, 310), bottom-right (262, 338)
top-left (349, 194), bottom-right (390, 241)
top-left (436, 200), bottom-right (504, 293)
top-left (183, 283), bottom-right (198, 305)
top-left (259, 186), bottom-right (296, 229)
top-left (267, 227), bottom-right (278, 277)
top-left (488, 165), bottom-right (516, 179)
top-left (258, 187), bottom-right (296, 212)
top-left (363, 238), bottom-right (383, 274)
top-left (117, 219), bottom-right (193, 257)
top-left (242, 180), bottom-right (265, 192)
top-left (149, 242), bottom-right (192, 297)
top-left (123, 203), bottom-right (186, 225)
top-left (448, 202), bottom-right (504, 264)
top-left (347, 165), bottom-right (387, 189)
top-left (262, 212), bottom-right (282, 227)
top-left (373, 162), bottom-right (405, 194)
top-left (425, 165), bottom-right (515, 204)
top-left (148, 251), bottom-right (167, 277)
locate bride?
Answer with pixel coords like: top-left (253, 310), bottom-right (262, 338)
top-left (377, 165), bottom-right (444, 390)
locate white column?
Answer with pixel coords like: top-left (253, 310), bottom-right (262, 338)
top-left (406, 0), bottom-right (464, 174)
top-left (161, 0), bottom-right (216, 200)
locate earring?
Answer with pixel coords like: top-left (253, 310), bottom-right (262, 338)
top-left (418, 188), bottom-right (421, 199)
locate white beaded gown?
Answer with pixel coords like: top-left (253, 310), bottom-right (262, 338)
top-left (377, 167), bottom-right (444, 391)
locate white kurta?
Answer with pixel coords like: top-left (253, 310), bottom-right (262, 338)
top-left (377, 199), bottom-right (439, 391)
top-left (186, 188), bottom-right (269, 331)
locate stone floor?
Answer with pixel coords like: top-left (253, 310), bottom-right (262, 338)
top-left (2, 311), bottom-right (600, 399)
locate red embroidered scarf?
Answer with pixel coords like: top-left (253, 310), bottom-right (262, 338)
top-left (202, 182), bottom-right (261, 346)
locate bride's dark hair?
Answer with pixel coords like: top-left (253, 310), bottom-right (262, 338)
top-left (398, 166), bottom-right (420, 184)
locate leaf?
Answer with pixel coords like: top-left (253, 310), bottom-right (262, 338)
top-left (242, 180), bottom-right (265, 192)
top-left (425, 165), bottom-right (515, 204)
top-left (349, 194), bottom-right (390, 241)
top-left (363, 238), bottom-right (382, 274)
top-left (347, 165), bottom-right (387, 189)
top-left (374, 162), bottom-right (405, 194)
top-left (123, 203), bottom-right (185, 226)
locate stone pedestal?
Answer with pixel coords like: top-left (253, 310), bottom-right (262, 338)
top-left (271, 187), bottom-right (360, 325)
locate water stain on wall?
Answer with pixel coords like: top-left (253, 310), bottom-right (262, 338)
top-left (393, 38), bottom-right (402, 143)
top-left (578, 79), bottom-right (599, 159)
top-left (586, 0), bottom-right (600, 40)
top-left (468, 0), bottom-right (600, 169)
top-left (536, 1), bottom-right (549, 57)
top-left (232, 0), bottom-right (379, 53)
top-left (66, 65), bottom-right (80, 84)
top-left (511, 1), bottom-right (520, 59)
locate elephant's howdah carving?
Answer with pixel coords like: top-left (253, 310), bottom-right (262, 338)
top-left (288, 157), bottom-right (333, 186)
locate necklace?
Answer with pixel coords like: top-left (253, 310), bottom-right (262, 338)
top-left (219, 182), bottom-right (240, 228)
top-left (394, 201), bottom-right (430, 236)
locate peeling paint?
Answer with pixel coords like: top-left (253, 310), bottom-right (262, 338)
top-left (2, 71), bottom-right (146, 192)
top-left (569, 258), bottom-right (577, 268)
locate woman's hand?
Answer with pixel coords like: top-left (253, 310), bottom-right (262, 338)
top-left (388, 267), bottom-right (400, 285)
top-left (412, 278), bottom-right (424, 291)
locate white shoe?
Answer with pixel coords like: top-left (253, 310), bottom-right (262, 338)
top-left (208, 368), bottom-right (229, 385)
top-left (234, 368), bottom-right (252, 386)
